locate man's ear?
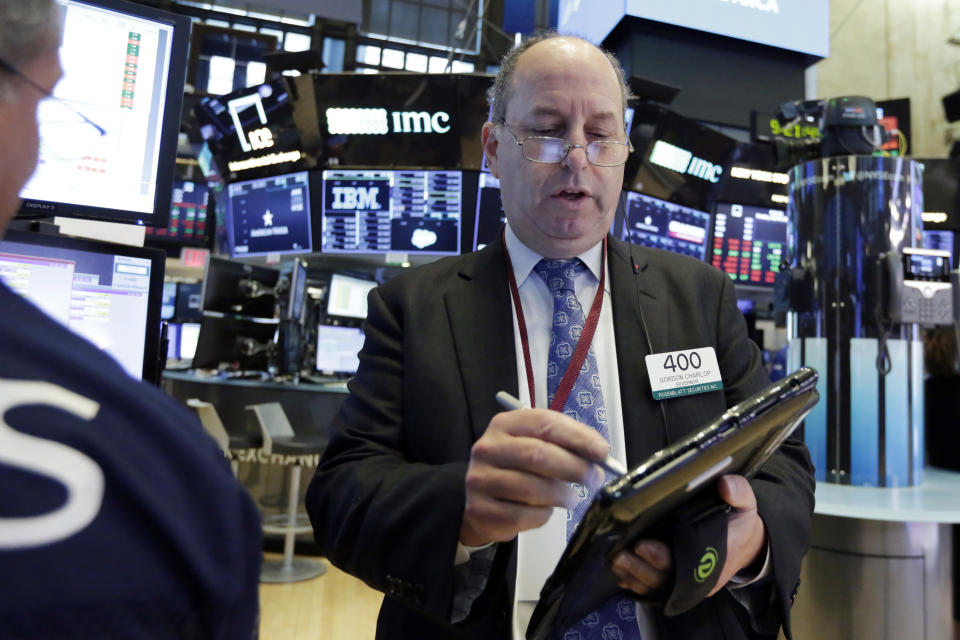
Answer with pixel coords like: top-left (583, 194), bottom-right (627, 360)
top-left (481, 121), bottom-right (500, 178)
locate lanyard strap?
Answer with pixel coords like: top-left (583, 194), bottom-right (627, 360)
top-left (502, 230), bottom-right (606, 411)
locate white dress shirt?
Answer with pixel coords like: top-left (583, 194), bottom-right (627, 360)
top-left (503, 225), bottom-right (660, 640)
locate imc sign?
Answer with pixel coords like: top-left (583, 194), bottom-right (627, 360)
top-left (326, 108), bottom-right (451, 135)
top-left (312, 73), bottom-right (490, 169)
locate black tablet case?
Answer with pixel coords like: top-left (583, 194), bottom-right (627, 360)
top-left (526, 367), bottom-right (820, 639)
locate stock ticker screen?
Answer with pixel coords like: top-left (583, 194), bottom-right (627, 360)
top-left (321, 169), bottom-right (461, 255)
top-left (622, 191), bottom-right (711, 260)
top-left (145, 180), bottom-right (210, 244)
top-left (710, 202), bottom-right (788, 286)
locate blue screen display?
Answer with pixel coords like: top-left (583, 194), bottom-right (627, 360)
top-left (622, 191), bottom-right (711, 260)
top-left (227, 171), bottom-right (312, 257)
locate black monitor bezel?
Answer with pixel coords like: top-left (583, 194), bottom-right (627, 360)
top-left (1, 228), bottom-right (166, 383)
top-left (200, 255), bottom-right (280, 319)
top-left (18, 0), bottom-right (191, 228)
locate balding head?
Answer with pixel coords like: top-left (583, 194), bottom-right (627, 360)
top-left (487, 32), bottom-right (632, 127)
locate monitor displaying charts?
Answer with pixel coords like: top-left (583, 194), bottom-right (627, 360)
top-left (18, 0), bottom-right (190, 226)
top-left (144, 180), bottom-right (211, 246)
top-left (710, 202), bottom-right (789, 287)
top-left (227, 171), bottom-right (313, 257)
top-left (321, 169), bottom-right (462, 255)
top-left (622, 191), bottom-right (711, 260)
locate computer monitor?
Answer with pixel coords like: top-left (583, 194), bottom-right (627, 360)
top-left (18, 0), bottom-right (190, 227)
top-left (144, 180), bottom-right (212, 247)
top-left (622, 191), bottom-right (712, 260)
top-left (922, 230), bottom-right (954, 267)
top-left (473, 172), bottom-right (506, 251)
top-left (174, 281), bottom-right (203, 321)
top-left (710, 202), bottom-right (789, 287)
top-left (226, 170), bottom-right (315, 257)
top-left (285, 258), bottom-right (308, 322)
top-left (161, 281), bottom-right (177, 320)
top-left (178, 321), bottom-right (200, 361)
top-left (315, 324), bottom-right (365, 375)
top-left (321, 169), bottom-right (462, 255)
top-left (0, 229), bottom-right (164, 382)
top-left (200, 256), bottom-right (279, 319)
top-left (192, 315), bottom-right (278, 370)
top-left (326, 273), bottom-right (377, 320)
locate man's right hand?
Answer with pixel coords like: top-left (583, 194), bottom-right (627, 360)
top-left (459, 408), bottom-right (610, 547)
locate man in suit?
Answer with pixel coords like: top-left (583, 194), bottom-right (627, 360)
top-left (306, 33), bottom-right (814, 640)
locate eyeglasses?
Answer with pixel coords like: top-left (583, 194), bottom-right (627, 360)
top-left (0, 56), bottom-right (105, 137)
top-left (499, 121), bottom-right (633, 167)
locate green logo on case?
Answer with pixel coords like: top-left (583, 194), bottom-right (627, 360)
top-left (695, 547), bottom-right (719, 583)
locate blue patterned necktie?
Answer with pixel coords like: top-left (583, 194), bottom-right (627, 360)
top-left (533, 258), bottom-right (642, 640)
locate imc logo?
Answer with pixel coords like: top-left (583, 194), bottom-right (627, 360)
top-left (331, 186), bottom-right (381, 210)
top-left (326, 108), bottom-right (452, 135)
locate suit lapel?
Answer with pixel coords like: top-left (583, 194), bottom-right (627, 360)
top-left (445, 240), bottom-right (519, 443)
top-left (608, 236), bottom-right (673, 465)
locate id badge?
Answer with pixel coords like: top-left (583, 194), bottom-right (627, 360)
top-left (645, 347), bottom-right (723, 400)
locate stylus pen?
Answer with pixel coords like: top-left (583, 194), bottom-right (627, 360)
top-left (495, 391), bottom-right (628, 477)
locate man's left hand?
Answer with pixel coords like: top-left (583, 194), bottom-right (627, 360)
top-left (707, 474), bottom-right (766, 596)
top-left (610, 474), bottom-right (766, 598)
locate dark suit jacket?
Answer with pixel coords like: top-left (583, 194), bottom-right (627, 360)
top-left (305, 235), bottom-right (815, 640)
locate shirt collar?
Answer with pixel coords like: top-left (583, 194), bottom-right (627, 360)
top-left (504, 223), bottom-right (605, 286)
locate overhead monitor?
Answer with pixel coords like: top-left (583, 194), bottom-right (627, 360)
top-left (0, 229), bottom-right (164, 382)
top-left (321, 169), bottom-right (462, 255)
top-left (18, 0), bottom-right (190, 227)
top-left (315, 324), bottom-right (365, 375)
top-left (473, 172), bottom-right (506, 251)
top-left (326, 273), bottom-right (377, 320)
top-left (161, 281), bottom-right (176, 319)
top-left (144, 180), bottom-right (212, 247)
top-left (226, 171), bottom-right (315, 257)
top-left (622, 191), bottom-right (711, 260)
top-left (200, 256), bottom-right (279, 319)
top-left (710, 202), bottom-right (788, 287)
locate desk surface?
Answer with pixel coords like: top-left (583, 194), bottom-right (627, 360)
top-left (162, 370), bottom-right (349, 394)
top-left (814, 467), bottom-right (960, 523)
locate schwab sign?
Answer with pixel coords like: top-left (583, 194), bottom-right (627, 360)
top-left (558, 0), bottom-right (828, 57)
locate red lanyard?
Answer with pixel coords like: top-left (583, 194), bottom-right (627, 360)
top-left (502, 230), bottom-right (606, 411)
